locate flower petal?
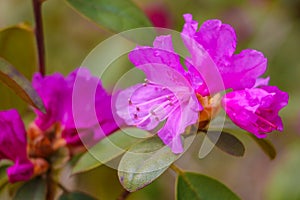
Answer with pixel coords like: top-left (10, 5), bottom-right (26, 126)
top-left (222, 49), bottom-right (267, 90)
top-left (7, 160), bottom-right (34, 183)
top-left (195, 19), bottom-right (237, 64)
top-left (32, 72), bottom-right (69, 130)
top-left (222, 86), bottom-right (288, 137)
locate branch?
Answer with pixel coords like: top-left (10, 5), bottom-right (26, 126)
top-left (32, 0), bottom-right (46, 76)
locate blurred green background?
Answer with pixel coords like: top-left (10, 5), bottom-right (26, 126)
top-left (0, 0), bottom-right (300, 199)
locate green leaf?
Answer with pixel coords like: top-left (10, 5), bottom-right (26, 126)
top-left (177, 172), bottom-right (241, 200)
top-left (13, 177), bottom-right (47, 200)
top-left (72, 127), bottom-right (151, 174)
top-left (59, 191), bottom-right (97, 200)
top-left (249, 134), bottom-right (276, 160)
top-left (0, 58), bottom-right (45, 112)
top-left (0, 24), bottom-right (38, 112)
top-left (65, 0), bottom-right (152, 33)
top-left (118, 136), bottom-right (192, 192)
top-left (206, 131), bottom-right (245, 157)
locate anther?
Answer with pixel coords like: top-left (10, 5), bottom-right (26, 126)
top-left (136, 107), bottom-right (140, 111)
top-left (134, 114), bottom-right (138, 119)
top-left (128, 99), bottom-right (132, 105)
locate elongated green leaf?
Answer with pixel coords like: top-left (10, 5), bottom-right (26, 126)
top-left (66, 0), bottom-right (152, 33)
top-left (249, 134), bottom-right (276, 160)
top-left (72, 127), bottom-right (151, 174)
top-left (13, 177), bottom-right (47, 200)
top-left (206, 131), bottom-right (245, 157)
top-left (177, 172), bottom-right (241, 200)
top-left (59, 191), bottom-right (97, 200)
top-left (0, 24), bottom-right (38, 111)
top-left (0, 58), bottom-right (45, 112)
top-left (118, 136), bottom-right (193, 192)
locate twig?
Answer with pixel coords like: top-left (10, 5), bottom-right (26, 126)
top-left (32, 0), bottom-right (46, 76)
top-left (116, 189), bottom-right (131, 200)
top-left (169, 164), bottom-right (183, 175)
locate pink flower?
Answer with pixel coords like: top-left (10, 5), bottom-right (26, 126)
top-left (32, 68), bottom-right (118, 146)
top-left (116, 35), bottom-right (201, 153)
top-left (0, 109), bottom-right (33, 183)
top-left (222, 86), bottom-right (289, 138)
top-left (181, 14), bottom-right (267, 96)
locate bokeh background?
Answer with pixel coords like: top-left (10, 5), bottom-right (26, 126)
top-left (0, 0), bottom-right (300, 199)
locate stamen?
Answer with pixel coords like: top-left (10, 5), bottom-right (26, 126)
top-left (136, 107), bottom-right (140, 111)
top-left (128, 99), bottom-right (132, 105)
top-left (143, 83), bottom-right (147, 86)
top-left (134, 114), bottom-right (138, 119)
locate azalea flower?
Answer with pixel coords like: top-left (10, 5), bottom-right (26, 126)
top-left (116, 35), bottom-right (201, 154)
top-left (0, 109), bottom-right (33, 183)
top-left (116, 13), bottom-right (289, 153)
top-left (32, 68), bottom-right (118, 147)
top-left (222, 85), bottom-right (289, 138)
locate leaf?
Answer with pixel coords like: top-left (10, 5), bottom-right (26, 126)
top-left (0, 23), bottom-right (37, 111)
top-left (249, 134), bottom-right (276, 160)
top-left (118, 136), bottom-right (192, 192)
top-left (58, 191), bottom-right (97, 200)
top-left (206, 131), bottom-right (245, 157)
top-left (72, 127), bottom-right (151, 174)
top-left (13, 177), bottom-right (47, 200)
top-left (0, 23), bottom-right (37, 79)
top-left (176, 172), bottom-right (241, 200)
top-left (0, 58), bottom-right (45, 112)
top-left (65, 0), bottom-right (152, 33)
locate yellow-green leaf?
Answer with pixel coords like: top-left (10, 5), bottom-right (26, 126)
top-left (0, 23), bottom-right (37, 111)
top-left (72, 127), bottom-right (151, 174)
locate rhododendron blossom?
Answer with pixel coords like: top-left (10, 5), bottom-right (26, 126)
top-left (116, 13), bottom-right (289, 154)
top-left (116, 35), bottom-right (201, 153)
top-left (33, 68), bottom-right (118, 147)
top-left (0, 109), bottom-right (34, 183)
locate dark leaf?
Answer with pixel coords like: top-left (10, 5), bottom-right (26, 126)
top-left (177, 172), bottom-right (241, 200)
top-left (0, 58), bottom-right (45, 112)
top-left (206, 131), bottom-right (245, 157)
top-left (249, 134), bottom-right (276, 160)
top-left (13, 177), bottom-right (46, 200)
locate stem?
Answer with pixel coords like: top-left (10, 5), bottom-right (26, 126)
top-left (170, 164), bottom-right (183, 175)
top-left (46, 171), bottom-right (56, 200)
top-left (32, 0), bottom-right (46, 76)
top-left (116, 189), bottom-right (131, 200)
top-left (56, 181), bottom-right (69, 193)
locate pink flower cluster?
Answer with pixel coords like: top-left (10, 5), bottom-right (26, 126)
top-left (0, 68), bottom-right (118, 183)
top-left (116, 14), bottom-right (289, 153)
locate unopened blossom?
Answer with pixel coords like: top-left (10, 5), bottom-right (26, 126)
top-left (181, 14), bottom-right (267, 96)
top-left (32, 68), bottom-right (118, 147)
top-left (0, 109), bottom-right (33, 183)
top-left (222, 86), bottom-right (289, 138)
top-left (116, 35), bottom-right (201, 154)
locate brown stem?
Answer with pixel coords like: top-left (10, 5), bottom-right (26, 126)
top-left (116, 189), bottom-right (131, 200)
top-left (32, 0), bottom-right (46, 76)
top-left (46, 171), bottom-right (56, 200)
